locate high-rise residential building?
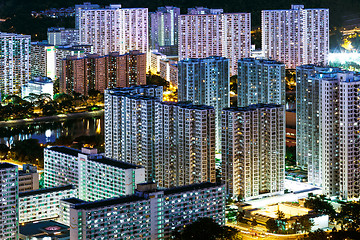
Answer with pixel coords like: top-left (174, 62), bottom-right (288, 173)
top-left (79, 5), bottom-right (148, 55)
top-left (47, 27), bottom-right (80, 46)
top-left (179, 9), bottom-right (251, 75)
top-left (0, 163), bottom-right (18, 240)
top-left (178, 57), bottom-right (230, 150)
top-left (155, 102), bottom-right (216, 188)
top-left (187, 7), bottom-right (223, 15)
top-left (30, 42), bottom-right (50, 78)
top-left (320, 72), bottom-right (360, 200)
top-left (61, 50), bottom-right (146, 95)
top-left (221, 104), bottom-right (285, 199)
top-left (296, 65), bottom-right (340, 186)
top-left (0, 32), bottom-right (30, 95)
top-left (68, 182), bottom-right (225, 239)
top-left (74, 2), bottom-right (100, 29)
top-left (19, 185), bottom-right (76, 223)
top-left (262, 5), bottom-right (329, 69)
top-left (149, 6), bottom-right (180, 55)
top-left (238, 58), bottom-right (285, 107)
top-left (44, 147), bottom-right (145, 201)
top-left (105, 86), bottom-right (163, 182)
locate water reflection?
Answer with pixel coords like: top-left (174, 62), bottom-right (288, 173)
top-left (0, 117), bottom-right (104, 148)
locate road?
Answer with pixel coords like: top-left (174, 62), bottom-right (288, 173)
top-left (227, 223), bottom-right (305, 240)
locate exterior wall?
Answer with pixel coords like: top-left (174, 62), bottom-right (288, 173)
top-left (150, 6), bottom-right (180, 55)
top-left (262, 5), bottom-right (329, 69)
top-left (61, 51), bottom-right (146, 95)
top-left (0, 33), bottom-right (30, 95)
top-left (79, 7), bottom-right (148, 56)
top-left (178, 57), bottom-right (230, 150)
top-left (155, 102), bottom-right (216, 188)
top-left (0, 163), bottom-right (18, 240)
top-left (19, 172), bottom-right (39, 192)
top-left (104, 86), bottom-right (163, 182)
top-left (69, 183), bottom-right (225, 240)
top-left (44, 147), bottom-right (145, 201)
top-left (44, 148), bottom-right (79, 189)
top-left (179, 13), bottom-right (250, 75)
top-left (19, 186), bottom-right (76, 223)
top-left (238, 58), bottom-right (285, 107)
top-left (221, 105), bottom-right (285, 199)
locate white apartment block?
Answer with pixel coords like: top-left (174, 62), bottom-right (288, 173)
top-left (262, 5), bottom-right (329, 69)
top-left (0, 32), bottom-right (30, 95)
top-left (155, 102), bottom-right (216, 188)
top-left (179, 10), bottom-right (251, 75)
top-left (68, 182), bottom-right (225, 240)
top-left (238, 58), bottom-right (285, 107)
top-left (0, 163), bottom-right (18, 240)
top-left (44, 146), bottom-right (145, 201)
top-left (178, 57), bottom-right (230, 150)
top-left (105, 86), bottom-right (163, 182)
top-left (296, 65), bottom-right (341, 186)
top-left (19, 185), bottom-right (76, 223)
top-left (320, 72), bottom-right (360, 200)
top-left (221, 104), bottom-right (285, 199)
top-left (79, 5), bottom-right (148, 56)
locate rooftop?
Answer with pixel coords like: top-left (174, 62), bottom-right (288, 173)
top-left (61, 197), bottom-right (86, 205)
top-left (72, 195), bottom-right (146, 210)
top-left (19, 184), bottom-right (75, 198)
top-left (164, 182), bottom-right (223, 195)
top-left (223, 104), bottom-right (283, 112)
top-left (0, 162), bottom-right (17, 170)
top-left (20, 220), bottom-right (69, 237)
top-left (160, 101), bottom-right (215, 110)
top-left (47, 146), bottom-right (81, 157)
top-left (87, 155), bottom-right (143, 169)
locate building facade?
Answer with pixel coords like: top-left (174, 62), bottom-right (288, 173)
top-left (262, 5), bottom-right (329, 69)
top-left (320, 72), bottom-right (360, 200)
top-left (178, 10), bottom-right (251, 75)
top-left (150, 6), bottom-right (180, 55)
top-left (18, 164), bottom-right (40, 192)
top-left (221, 104), bottom-right (285, 199)
top-left (238, 58), bottom-right (285, 107)
top-left (79, 5), bottom-right (148, 56)
top-left (155, 102), bottom-right (216, 188)
top-left (0, 163), bottom-right (18, 240)
top-left (178, 57), bottom-right (230, 150)
top-left (68, 182), bottom-right (225, 240)
top-left (19, 185), bottom-right (76, 223)
top-left (47, 27), bottom-right (80, 46)
top-left (296, 65), bottom-right (340, 186)
top-left (104, 86), bottom-right (163, 182)
top-left (61, 50), bottom-right (146, 95)
top-left (21, 77), bottom-right (54, 99)
top-left (0, 32), bottom-right (30, 95)
top-left (44, 146), bottom-right (145, 201)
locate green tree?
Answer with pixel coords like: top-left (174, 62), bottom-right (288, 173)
top-left (266, 219), bottom-right (279, 233)
top-left (175, 217), bottom-right (240, 240)
top-left (304, 195), bottom-right (336, 219)
top-left (337, 201), bottom-right (360, 231)
top-left (301, 229), bottom-right (328, 240)
top-left (299, 216), bottom-right (314, 233)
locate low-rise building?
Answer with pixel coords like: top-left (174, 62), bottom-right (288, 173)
top-left (44, 146), bottom-right (145, 201)
top-left (68, 182), bottom-right (225, 239)
top-left (21, 77), bottom-right (54, 100)
top-left (19, 185), bottom-right (76, 223)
